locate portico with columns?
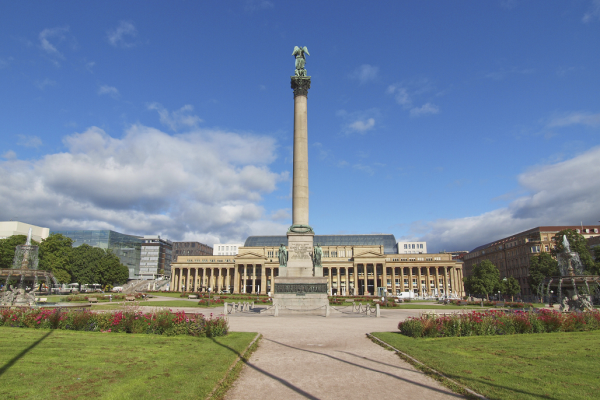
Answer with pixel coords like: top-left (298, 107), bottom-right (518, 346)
top-left (170, 243), bottom-right (464, 297)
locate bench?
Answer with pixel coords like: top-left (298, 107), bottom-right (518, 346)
top-left (346, 299), bottom-right (355, 303)
top-left (125, 296), bottom-right (135, 301)
top-left (213, 296), bottom-right (220, 300)
top-left (188, 294), bottom-right (198, 299)
top-left (88, 297), bottom-right (98, 303)
top-left (458, 300), bottom-right (468, 306)
top-left (36, 298), bottom-right (48, 303)
top-left (496, 301), bottom-right (505, 307)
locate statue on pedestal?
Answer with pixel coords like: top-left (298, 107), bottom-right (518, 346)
top-left (278, 244), bottom-right (288, 267)
top-left (292, 46), bottom-right (310, 77)
top-left (313, 243), bottom-right (322, 268)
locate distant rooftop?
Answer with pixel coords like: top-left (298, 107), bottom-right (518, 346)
top-left (244, 234), bottom-right (398, 254)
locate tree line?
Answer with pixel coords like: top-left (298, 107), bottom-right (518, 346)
top-left (464, 229), bottom-right (600, 300)
top-left (0, 233), bottom-right (129, 288)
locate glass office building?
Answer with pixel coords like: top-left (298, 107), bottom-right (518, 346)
top-left (52, 230), bottom-right (143, 280)
top-left (244, 234), bottom-right (398, 254)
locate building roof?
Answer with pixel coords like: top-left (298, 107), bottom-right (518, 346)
top-left (244, 234), bottom-right (398, 254)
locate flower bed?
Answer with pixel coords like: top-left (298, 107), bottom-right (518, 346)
top-left (398, 309), bottom-right (600, 338)
top-left (65, 293), bottom-right (144, 302)
top-left (0, 308), bottom-right (228, 337)
top-left (450, 300), bottom-right (534, 308)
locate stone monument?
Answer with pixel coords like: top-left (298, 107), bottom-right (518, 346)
top-left (272, 47), bottom-right (329, 314)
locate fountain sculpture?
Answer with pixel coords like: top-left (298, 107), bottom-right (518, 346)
top-left (540, 235), bottom-right (600, 312)
top-left (1, 228), bottom-right (58, 306)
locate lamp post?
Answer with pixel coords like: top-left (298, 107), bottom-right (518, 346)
top-left (498, 290), bottom-right (501, 301)
top-left (549, 290), bottom-right (554, 307)
top-left (208, 287), bottom-right (211, 302)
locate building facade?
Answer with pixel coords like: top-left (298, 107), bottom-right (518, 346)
top-left (213, 243), bottom-right (243, 256)
top-left (0, 221), bottom-right (50, 243)
top-left (172, 242), bottom-right (213, 262)
top-left (52, 230), bottom-right (143, 279)
top-left (464, 225), bottom-right (600, 296)
top-left (140, 235), bottom-right (173, 279)
top-left (398, 241), bottom-right (427, 254)
top-left (170, 235), bottom-right (464, 297)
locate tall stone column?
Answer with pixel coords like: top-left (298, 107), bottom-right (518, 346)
top-left (291, 77), bottom-right (311, 227)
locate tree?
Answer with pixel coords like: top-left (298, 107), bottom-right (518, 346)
top-left (500, 276), bottom-right (521, 302)
top-left (0, 235), bottom-right (28, 269)
top-left (528, 252), bottom-right (558, 296)
top-left (39, 234), bottom-right (74, 284)
top-left (551, 229), bottom-right (598, 274)
top-left (70, 245), bottom-right (129, 288)
top-left (464, 260), bottom-right (500, 300)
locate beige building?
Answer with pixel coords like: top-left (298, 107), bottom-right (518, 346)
top-left (0, 221), bottom-right (50, 243)
top-left (464, 225), bottom-right (600, 296)
top-left (170, 235), bottom-right (464, 298)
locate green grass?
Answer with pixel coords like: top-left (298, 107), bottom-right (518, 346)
top-left (0, 327), bottom-right (257, 400)
top-left (371, 330), bottom-right (600, 400)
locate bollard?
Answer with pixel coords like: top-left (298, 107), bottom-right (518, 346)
top-left (274, 304), bottom-right (279, 317)
top-left (224, 302), bottom-right (228, 315)
top-left (325, 305), bottom-right (330, 317)
top-left (376, 303), bottom-right (380, 318)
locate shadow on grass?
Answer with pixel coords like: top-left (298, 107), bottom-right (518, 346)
top-left (210, 336), bottom-right (320, 400)
top-left (0, 330), bottom-right (53, 377)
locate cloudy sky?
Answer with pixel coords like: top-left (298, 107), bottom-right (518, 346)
top-left (1, 1), bottom-right (600, 251)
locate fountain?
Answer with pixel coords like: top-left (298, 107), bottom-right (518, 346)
top-left (0, 228), bottom-right (58, 306)
top-left (540, 235), bottom-right (600, 312)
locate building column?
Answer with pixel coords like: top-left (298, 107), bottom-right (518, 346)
top-left (336, 267), bottom-right (341, 295)
top-left (234, 266), bottom-right (240, 294)
top-left (435, 267), bottom-right (440, 297)
top-left (417, 267), bottom-right (422, 297)
top-left (391, 267), bottom-right (396, 296)
top-left (443, 267), bottom-right (448, 297)
top-left (260, 266), bottom-right (267, 294)
top-left (241, 265), bottom-right (246, 293)
top-left (425, 267), bottom-right (431, 297)
top-left (345, 267), bottom-right (349, 296)
top-left (458, 268), bottom-right (463, 297)
top-left (408, 268), bottom-right (413, 294)
top-left (251, 264), bottom-right (256, 294)
top-left (170, 269), bottom-right (176, 291)
top-left (328, 267), bottom-right (333, 295)
top-left (382, 264), bottom-right (387, 296)
top-left (185, 268), bottom-right (190, 292)
top-left (193, 268), bottom-right (198, 292)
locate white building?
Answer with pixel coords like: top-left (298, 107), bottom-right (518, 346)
top-left (213, 243), bottom-right (243, 256)
top-left (398, 241), bottom-right (427, 254)
top-left (0, 221), bottom-right (50, 242)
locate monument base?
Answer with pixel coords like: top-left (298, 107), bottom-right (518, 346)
top-left (273, 277), bottom-right (329, 315)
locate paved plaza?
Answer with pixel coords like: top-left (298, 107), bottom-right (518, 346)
top-left (223, 308), bottom-right (463, 400)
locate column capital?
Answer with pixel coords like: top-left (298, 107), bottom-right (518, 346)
top-left (291, 76), bottom-right (311, 97)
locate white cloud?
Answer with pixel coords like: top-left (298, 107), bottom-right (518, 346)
top-left (39, 26), bottom-right (69, 58)
top-left (485, 67), bottom-right (535, 80)
top-left (2, 151), bottom-right (16, 160)
top-left (245, 0), bottom-right (274, 11)
top-left (583, 0), bottom-right (600, 23)
top-left (337, 109), bottom-right (379, 134)
top-left (35, 79), bottom-right (56, 90)
top-left (16, 134), bottom-right (43, 148)
top-left (348, 64), bottom-right (379, 84)
top-left (387, 85), bottom-right (411, 107)
top-left (547, 112), bottom-right (600, 128)
top-left (98, 85), bottom-right (119, 98)
top-left (348, 118), bottom-right (375, 133)
top-left (353, 164), bottom-right (374, 175)
top-left (0, 125), bottom-right (289, 243)
top-left (148, 103), bottom-right (203, 131)
top-left (107, 21), bottom-right (138, 48)
top-left (417, 146), bottom-right (600, 252)
top-left (410, 103), bottom-right (439, 117)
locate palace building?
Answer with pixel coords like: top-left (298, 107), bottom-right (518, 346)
top-left (169, 234), bottom-right (465, 297)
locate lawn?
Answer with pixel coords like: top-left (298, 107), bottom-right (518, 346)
top-left (371, 330), bottom-right (600, 400)
top-left (0, 327), bottom-right (257, 399)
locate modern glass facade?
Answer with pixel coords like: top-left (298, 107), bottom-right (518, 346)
top-left (52, 230), bottom-right (143, 279)
top-left (244, 234), bottom-right (398, 254)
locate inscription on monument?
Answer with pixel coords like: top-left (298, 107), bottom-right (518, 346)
top-left (289, 243), bottom-right (311, 260)
top-left (275, 283), bottom-right (328, 294)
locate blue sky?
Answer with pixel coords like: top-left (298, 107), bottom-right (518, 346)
top-left (1, 1), bottom-right (600, 252)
